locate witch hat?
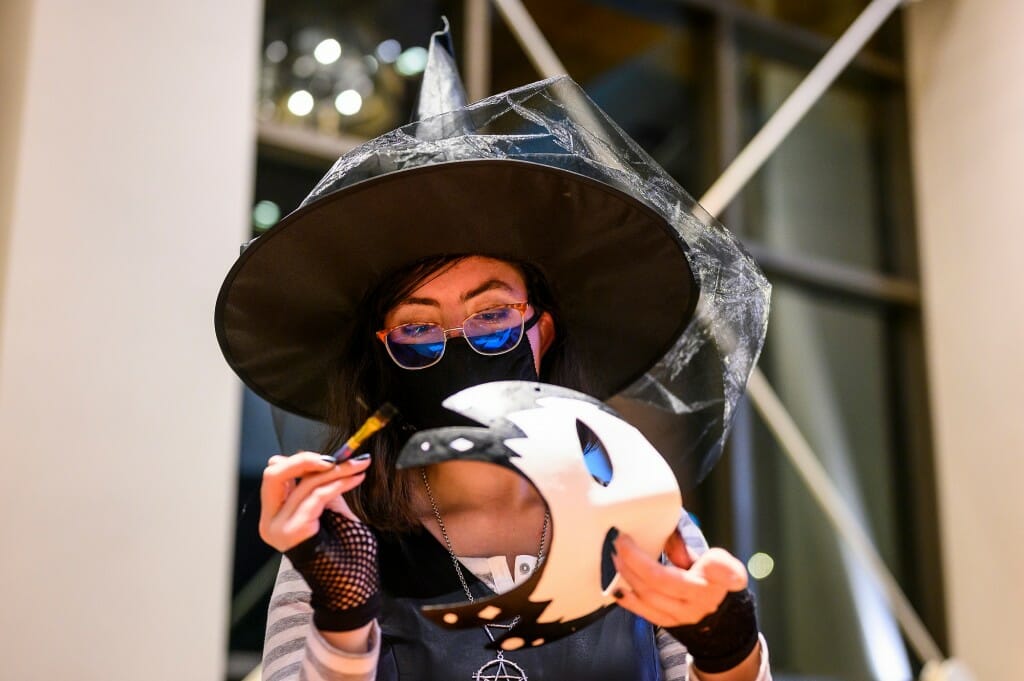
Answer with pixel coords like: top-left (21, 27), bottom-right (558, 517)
top-left (215, 22), bottom-right (770, 488)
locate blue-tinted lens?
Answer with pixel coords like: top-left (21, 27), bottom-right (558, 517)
top-left (464, 306), bottom-right (523, 355)
top-left (466, 326), bottom-right (521, 353)
top-left (386, 323), bottom-right (446, 368)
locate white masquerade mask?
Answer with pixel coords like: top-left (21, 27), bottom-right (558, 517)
top-left (397, 381), bottom-right (683, 650)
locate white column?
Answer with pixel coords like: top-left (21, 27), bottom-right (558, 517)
top-left (0, 1), bottom-right (261, 679)
top-left (905, 2), bottom-right (1024, 678)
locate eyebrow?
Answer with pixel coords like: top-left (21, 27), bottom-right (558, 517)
top-left (394, 279), bottom-right (518, 309)
top-left (460, 278), bottom-right (517, 302)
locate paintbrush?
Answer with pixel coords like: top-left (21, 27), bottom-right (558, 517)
top-left (323, 402), bottom-right (399, 463)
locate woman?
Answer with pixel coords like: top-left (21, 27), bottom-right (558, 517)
top-left (215, 27), bottom-right (772, 681)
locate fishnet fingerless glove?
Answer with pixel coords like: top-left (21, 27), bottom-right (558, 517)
top-left (665, 588), bottom-right (759, 673)
top-left (285, 511), bottom-right (381, 631)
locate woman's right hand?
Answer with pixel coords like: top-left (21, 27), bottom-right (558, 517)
top-left (260, 451), bottom-right (381, 634)
top-left (258, 451), bottom-right (371, 552)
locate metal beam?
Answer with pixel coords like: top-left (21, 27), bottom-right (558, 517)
top-left (464, 0), bottom-right (492, 102)
top-left (490, 0), bottom-right (568, 78)
top-left (746, 241), bottom-right (922, 306)
top-left (257, 120), bottom-right (365, 166)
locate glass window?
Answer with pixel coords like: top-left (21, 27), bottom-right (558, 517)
top-left (748, 284), bottom-right (911, 679)
top-left (741, 57), bottom-right (887, 271)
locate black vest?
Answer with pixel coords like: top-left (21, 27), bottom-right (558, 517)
top-left (375, 528), bottom-right (662, 681)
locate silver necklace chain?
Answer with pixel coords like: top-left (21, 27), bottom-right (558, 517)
top-left (420, 468), bottom-right (550, 641)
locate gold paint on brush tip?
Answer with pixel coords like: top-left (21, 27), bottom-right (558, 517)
top-left (329, 403), bottom-right (399, 463)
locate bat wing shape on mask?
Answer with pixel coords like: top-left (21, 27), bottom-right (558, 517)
top-left (396, 380), bottom-right (683, 650)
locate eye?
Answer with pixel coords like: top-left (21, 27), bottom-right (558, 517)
top-left (473, 307), bottom-right (514, 325)
top-left (576, 419), bottom-right (612, 486)
top-left (391, 323), bottom-right (440, 342)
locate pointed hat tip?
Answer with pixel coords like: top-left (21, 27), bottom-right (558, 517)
top-left (413, 16), bottom-right (469, 122)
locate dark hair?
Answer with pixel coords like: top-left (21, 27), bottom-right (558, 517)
top-left (323, 254), bottom-right (589, 533)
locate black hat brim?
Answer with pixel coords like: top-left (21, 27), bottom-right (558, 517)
top-left (215, 158), bottom-right (697, 420)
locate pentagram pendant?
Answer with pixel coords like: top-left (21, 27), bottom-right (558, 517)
top-left (473, 651), bottom-right (528, 681)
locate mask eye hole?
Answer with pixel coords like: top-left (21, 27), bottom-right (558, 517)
top-left (576, 419), bottom-right (612, 486)
top-left (601, 527), bottom-right (618, 590)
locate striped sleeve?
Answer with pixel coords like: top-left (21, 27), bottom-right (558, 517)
top-left (676, 512), bottom-right (710, 557)
top-left (262, 556), bottom-right (381, 681)
top-left (658, 626), bottom-right (691, 681)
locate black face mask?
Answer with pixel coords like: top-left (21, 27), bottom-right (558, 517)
top-left (390, 337), bottom-right (539, 430)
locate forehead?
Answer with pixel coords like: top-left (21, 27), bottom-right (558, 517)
top-left (410, 256), bottom-right (527, 298)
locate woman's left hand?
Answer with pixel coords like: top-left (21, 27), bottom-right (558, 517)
top-left (611, 530), bottom-right (748, 627)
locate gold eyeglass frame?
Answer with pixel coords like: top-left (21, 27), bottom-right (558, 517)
top-left (375, 302), bottom-right (533, 370)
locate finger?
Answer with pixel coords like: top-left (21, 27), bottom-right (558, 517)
top-left (338, 453), bottom-right (373, 472)
top-left (614, 533), bottom-right (688, 593)
top-left (261, 454), bottom-right (365, 528)
top-left (273, 478), bottom-right (350, 547)
top-left (268, 450), bottom-right (337, 473)
top-left (297, 475), bottom-right (364, 521)
top-left (260, 452), bottom-right (336, 511)
top-left (692, 548), bottom-right (748, 591)
top-left (613, 566), bottom-right (716, 624)
top-left (665, 529), bottom-right (694, 569)
top-left (276, 456), bottom-right (371, 521)
top-left (612, 547), bottom-right (728, 626)
top-left (614, 535), bottom-right (726, 610)
top-left (276, 473), bottom-right (368, 540)
top-left (614, 586), bottom-right (696, 628)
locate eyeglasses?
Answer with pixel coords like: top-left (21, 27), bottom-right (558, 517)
top-left (376, 302), bottom-right (538, 370)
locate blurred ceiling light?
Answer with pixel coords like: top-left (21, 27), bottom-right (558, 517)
top-left (335, 89), bottom-right (363, 116)
top-left (395, 46), bottom-right (428, 77)
top-left (287, 90), bottom-right (315, 116)
top-left (375, 39), bottom-right (402, 64)
top-left (363, 55), bottom-right (379, 74)
top-left (314, 38), bottom-right (342, 65)
top-left (746, 552), bottom-right (775, 580)
top-left (265, 40), bottom-right (288, 64)
top-left (292, 55), bottom-right (317, 79)
top-left (252, 200), bottom-right (281, 231)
